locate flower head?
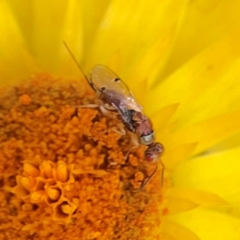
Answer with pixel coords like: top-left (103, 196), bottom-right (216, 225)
top-left (0, 0), bottom-right (240, 239)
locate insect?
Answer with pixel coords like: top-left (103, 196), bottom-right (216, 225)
top-left (88, 65), bottom-right (153, 142)
top-left (63, 42), bottom-right (164, 189)
top-left (87, 65), bottom-right (165, 187)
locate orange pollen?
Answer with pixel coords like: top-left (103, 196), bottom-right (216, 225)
top-left (0, 73), bottom-right (165, 240)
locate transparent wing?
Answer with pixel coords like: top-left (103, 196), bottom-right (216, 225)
top-left (88, 65), bottom-right (142, 111)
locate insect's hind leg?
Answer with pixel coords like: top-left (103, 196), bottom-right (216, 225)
top-left (140, 164), bottom-right (158, 190)
top-left (139, 160), bottom-right (165, 190)
top-left (159, 160), bottom-right (165, 187)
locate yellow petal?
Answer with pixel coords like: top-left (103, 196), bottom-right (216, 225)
top-left (167, 196), bottom-right (199, 215)
top-left (162, 234), bottom-right (175, 240)
top-left (207, 205), bottom-right (240, 220)
top-left (172, 147), bottom-right (240, 206)
top-left (168, 188), bottom-right (228, 206)
top-left (150, 103), bottom-right (180, 132)
top-left (0, 0), bottom-right (37, 84)
top-left (31, 1), bottom-right (82, 73)
top-left (162, 1), bottom-right (240, 80)
top-left (162, 142), bottom-right (197, 168)
top-left (169, 208), bottom-right (240, 240)
top-left (7, 1), bottom-right (84, 74)
top-left (163, 110), bottom-right (240, 155)
top-left (210, 131), bottom-right (240, 153)
top-left (85, 0), bottom-right (187, 79)
top-left (162, 218), bottom-right (200, 240)
top-left (166, 188), bottom-right (229, 215)
top-left (74, 0), bottom-right (113, 63)
top-left (127, 23), bottom-right (187, 89)
top-left (146, 31), bottom-right (240, 127)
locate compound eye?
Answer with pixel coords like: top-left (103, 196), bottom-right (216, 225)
top-left (145, 152), bottom-right (154, 162)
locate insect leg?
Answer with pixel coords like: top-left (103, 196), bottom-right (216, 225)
top-left (159, 160), bottom-right (165, 187)
top-left (78, 104), bottom-right (99, 108)
top-left (140, 165), bottom-right (158, 190)
top-left (110, 123), bottom-right (126, 135)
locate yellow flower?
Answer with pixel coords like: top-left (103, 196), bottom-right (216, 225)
top-left (1, 0), bottom-right (240, 239)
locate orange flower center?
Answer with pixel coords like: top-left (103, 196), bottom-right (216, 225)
top-left (0, 73), bottom-right (164, 239)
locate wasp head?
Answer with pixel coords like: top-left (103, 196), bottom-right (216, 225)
top-left (144, 142), bottom-right (164, 163)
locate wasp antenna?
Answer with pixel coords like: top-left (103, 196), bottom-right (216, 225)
top-left (63, 41), bottom-right (89, 81)
top-left (63, 41), bottom-right (96, 91)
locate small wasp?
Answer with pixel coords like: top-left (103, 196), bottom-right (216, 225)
top-left (63, 42), bottom-right (164, 189)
